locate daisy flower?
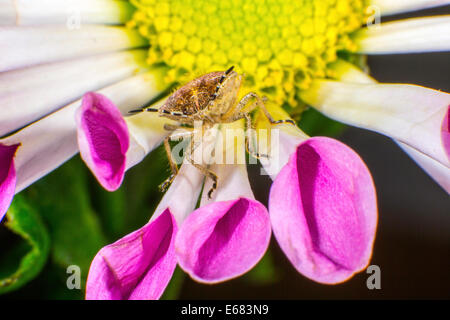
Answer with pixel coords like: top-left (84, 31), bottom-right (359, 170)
top-left (0, 0), bottom-right (449, 299)
top-left (81, 104), bottom-right (376, 299)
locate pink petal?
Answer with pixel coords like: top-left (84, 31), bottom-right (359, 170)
top-left (0, 143), bottom-right (19, 222)
top-left (175, 198), bottom-right (271, 283)
top-left (76, 92), bottom-right (129, 191)
top-left (269, 137), bottom-right (377, 284)
top-left (442, 105), bottom-right (450, 160)
top-left (86, 209), bottom-right (178, 300)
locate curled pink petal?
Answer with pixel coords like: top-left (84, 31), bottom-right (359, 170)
top-left (175, 198), bottom-right (271, 283)
top-left (442, 105), bottom-right (450, 160)
top-left (86, 209), bottom-right (177, 300)
top-left (76, 92), bottom-right (129, 191)
top-left (0, 143), bottom-right (19, 222)
top-left (269, 137), bottom-right (377, 284)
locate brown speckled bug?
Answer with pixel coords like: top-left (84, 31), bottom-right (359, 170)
top-left (130, 66), bottom-right (294, 198)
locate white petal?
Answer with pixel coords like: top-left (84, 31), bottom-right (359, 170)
top-left (258, 126), bottom-right (308, 180)
top-left (397, 141), bottom-right (450, 193)
top-left (153, 163), bottom-right (204, 225)
top-left (328, 60), bottom-right (375, 84)
top-left (371, 0), bottom-right (450, 16)
top-left (355, 15), bottom-right (450, 54)
top-left (0, 0), bottom-right (134, 26)
top-left (125, 100), bottom-right (173, 170)
top-left (200, 122), bottom-right (254, 205)
top-left (0, 1), bottom-right (15, 25)
top-left (330, 59), bottom-right (450, 194)
top-left (1, 72), bottom-right (163, 193)
top-left (201, 163), bottom-right (253, 204)
top-left (5, 104), bottom-right (79, 194)
top-left (107, 74), bottom-right (171, 171)
top-left (153, 126), bottom-right (221, 224)
top-left (0, 50), bottom-right (147, 136)
top-left (255, 105), bottom-right (309, 179)
top-left (0, 26), bottom-right (146, 72)
top-left (300, 80), bottom-right (450, 167)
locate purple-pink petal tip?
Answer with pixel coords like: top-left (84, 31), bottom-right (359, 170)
top-left (269, 137), bottom-right (377, 284)
top-left (76, 92), bottom-right (129, 191)
top-left (86, 209), bottom-right (178, 300)
top-left (175, 198), bottom-right (271, 283)
top-left (0, 143), bottom-right (19, 222)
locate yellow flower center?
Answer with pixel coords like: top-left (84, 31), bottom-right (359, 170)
top-left (128, 0), bottom-right (369, 111)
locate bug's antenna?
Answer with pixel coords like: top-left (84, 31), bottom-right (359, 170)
top-left (218, 66), bottom-right (235, 85)
top-left (128, 108), bottom-right (144, 114)
top-left (225, 66), bottom-right (234, 75)
top-left (128, 107), bottom-right (159, 114)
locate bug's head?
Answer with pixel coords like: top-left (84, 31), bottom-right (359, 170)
top-left (128, 67), bottom-right (240, 119)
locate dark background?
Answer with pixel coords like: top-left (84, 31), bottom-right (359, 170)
top-left (178, 7), bottom-right (450, 299)
top-left (0, 6), bottom-right (448, 301)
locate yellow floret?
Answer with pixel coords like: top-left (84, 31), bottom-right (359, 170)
top-left (129, 0), bottom-right (370, 110)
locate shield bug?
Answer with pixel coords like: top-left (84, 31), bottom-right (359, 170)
top-left (130, 66), bottom-right (294, 198)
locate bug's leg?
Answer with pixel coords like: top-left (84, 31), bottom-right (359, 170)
top-left (159, 128), bottom-right (198, 192)
top-left (163, 123), bottom-right (181, 131)
top-left (232, 92), bottom-right (296, 126)
top-left (222, 112), bottom-right (269, 159)
top-left (183, 135), bottom-right (218, 199)
top-left (159, 136), bottom-right (180, 192)
top-left (244, 113), bottom-right (269, 159)
top-left (192, 109), bottom-right (214, 124)
top-left (164, 123), bottom-right (198, 141)
top-left (256, 96), bottom-right (296, 126)
top-left (187, 159), bottom-right (218, 199)
top-left (222, 92), bottom-right (259, 121)
top-left (206, 170), bottom-right (218, 199)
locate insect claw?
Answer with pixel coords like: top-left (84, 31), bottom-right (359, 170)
top-left (207, 179), bottom-right (218, 199)
top-left (272, 119), bottom-right (296, 126)
top-left (250, 152), bottom-right (270, 160)
top-left (286, 119), bottom-right (296, 125)
top-left (159, 174), bottom-right (175, 192)
top-left (159, 181), bottom-right (169, 192)
top-left (207, 188), bottom-right (215, 199)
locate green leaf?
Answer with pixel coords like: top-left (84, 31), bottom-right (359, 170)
top-left (121, 145), bottom-right (169, 232)
top-left (298, 108), bottom-right (347, 137)
top-left (243, 249), bottom-right (280, 286)
top-left (23, 157), bottom-right (107, 282)
top-left (0, 195), bottom-right (50, 294)
top-left (89, 145), bottom-right (169, 240)
top-left (161, 266), bottom-right (185, 300)
top-left (89, 181), bottom-right (127, 242)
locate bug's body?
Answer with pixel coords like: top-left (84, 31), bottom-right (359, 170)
top-left (129, 66), bottom-right (294, 198)
top-left (157, 67), bottom-right (242, 125)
